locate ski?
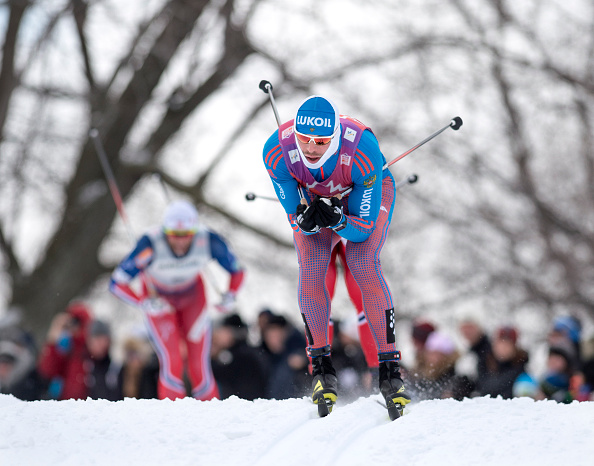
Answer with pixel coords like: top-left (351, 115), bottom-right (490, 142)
top-left (375, 399), bottom-right (404, 420)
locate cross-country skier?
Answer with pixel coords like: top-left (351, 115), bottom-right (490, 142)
top-left (262, 95), bottom-right (411, 419)
top-left (110, 200), bottom-right (245, 400)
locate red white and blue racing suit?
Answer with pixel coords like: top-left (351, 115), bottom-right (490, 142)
top-left (263, 116), bottom-right (399, 362)
top-left (110, 226), bottom-right (244, 400)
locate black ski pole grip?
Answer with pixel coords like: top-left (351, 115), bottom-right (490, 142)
top-left (450, 116), bottom-right (463, 130)
top-left (259, 80), bottom-right (272, 94)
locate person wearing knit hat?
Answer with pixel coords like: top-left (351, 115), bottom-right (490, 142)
top-left (37, 301), bottom-right (94, 400)
top-left (88, 319), bottom-right (111, 338)
top-left (512, 372), bottom-right (539, 398)
top-left (109, 200), bottom-right (246, 401)
top-left (425, 331), bottom-right (457, 355)
top-left (211, 314), bottom-right (267, 401)
top-left (536, 337), bottom-right (578, 404)
top-left (495, 326), bottom-right (518, 345)
top-left (551, 316), bottom-right (581, 345)
top-left (0, 332), bottom-right (44, 401)
top-left (262, 94), bottom-right (409, 419)
top-left (475, 325), bottom-right (529, 399)
top-left (409, 320), bottom-right (437, 385)
top-left (409, 332), bottom-right (473, 401)
top-left (548, 338), bottom-right (577, 373)
top-left (38, 305), bottom-right (120, 400)
top-left (549, 315), bottom-right (582, 368)
top-left (412, 320), bottom-right (437, 348)
top-left (458, 318), bottom-right (493, 384)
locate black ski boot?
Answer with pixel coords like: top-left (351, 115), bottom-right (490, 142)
top-left (310, 347), bottom-right (338, 417)
top-left (379, 355), bottom-right (411, 421)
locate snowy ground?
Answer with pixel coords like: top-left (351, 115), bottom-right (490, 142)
top-left (1, 394), bottom-right (593, 466)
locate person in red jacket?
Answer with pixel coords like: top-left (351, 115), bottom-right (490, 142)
top-left (37, 302), bottom-right (93, 400)
top-left (38, 302), bottom-right (121, 400)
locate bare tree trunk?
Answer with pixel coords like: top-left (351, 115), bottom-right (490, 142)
top-left (0, 1), bottom-right (28, 140)
top-left (9, 0), bottom-right (256, 340)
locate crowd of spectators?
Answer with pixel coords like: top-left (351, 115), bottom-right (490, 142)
top-left (404, 315), bottom-right (594, 404)
top-left (1, 302), bottom-right (593, 404)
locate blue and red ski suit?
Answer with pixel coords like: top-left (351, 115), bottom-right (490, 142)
top-left (263, 116), bottom-right (399, 361)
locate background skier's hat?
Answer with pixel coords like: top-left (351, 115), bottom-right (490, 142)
top-left (294, 96), bottom-right (339, 137)
top-left (163, 200), bottom-right (199, 234)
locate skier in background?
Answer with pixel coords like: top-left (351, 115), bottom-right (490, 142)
top-left (262, 95), bottom-right (411, 419)
top-left (110, 200), bottom-right (244, 400)
top-left (326, 239), bottom-right (379, 370)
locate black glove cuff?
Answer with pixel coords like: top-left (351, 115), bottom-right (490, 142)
top-left (331, 217), bottom-right (347, 232)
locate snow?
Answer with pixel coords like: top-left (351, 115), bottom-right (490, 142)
top-left (1, 394), bottom-right (593, 466)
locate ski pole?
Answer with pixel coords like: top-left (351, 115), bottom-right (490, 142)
top-left (259, 80), bottom-right (308, 205)
top-left (259, 80), bottom-right (282, 127)
top-left (395, 173), bottom-right (419, 189)
top-left (245, 192), bottom-right (279, 202)
top-left (90, 129), bottom-right (136, 246)
top-left (245, 174), bottom-right (418, 203)
top-left (385, 117), bottom-right (463, 169)
top-left (89, 128), bottom-right (158, 296)
top-left (337, 117), bottom-right (461, 199)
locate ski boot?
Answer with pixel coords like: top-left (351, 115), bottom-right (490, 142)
top-left (310, 346), bottom-right (337, 417)
top-left (379, 352), bottom-right (411, 421)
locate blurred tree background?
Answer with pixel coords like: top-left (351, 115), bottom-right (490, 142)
top-left (0, 0), bottom-right (592, 342)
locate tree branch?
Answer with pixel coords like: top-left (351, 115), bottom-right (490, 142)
top-left (71, 0), bottom-right (96, 92)
top-left (0, 0), bottom-right (29, 140)
top-left (0, 224), bottom-right (22, 281)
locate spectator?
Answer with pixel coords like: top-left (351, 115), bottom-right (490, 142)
top-left (38, 304), bottom-right (120, 400)
top-left (476, 326), bottom-right (528, 399)
top-left (256, 309), bottom-right (274, 352)
top-left (0, 325), bottom-right (45, 401)
top-left (330, 318), bottom-right (371, 400)
top-left (37, 302), bottom-right (93, 400)
top-left (581, 336), bottom-right (594, 400)
top-left (211, 313), bottom-right (267, 400)
top-left (85, 320), bottom-right (121, 401)
top-left (512, 372), bottom-right (539, 399)
top-left (118, 334), bottom-right (159, 399)
top-left (410, 331), bottom-right (473, 401)
top-left (409, 319), bottom-right (436, 377)
top-left (548, 316), bottom-right (582, 368)
top-left (412, 320), bottom-right (436, 353)
top-left (459, 318), bottom-right (492, 382)
top-left (259, 314), bottom-right (308, 399)
top-left (539, 339), bottom-right (576, 404)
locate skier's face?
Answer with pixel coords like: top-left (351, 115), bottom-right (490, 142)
top-left (166, 233), bottom-right (194, 256)
top-left (297, 138), bottom-right (329, 163)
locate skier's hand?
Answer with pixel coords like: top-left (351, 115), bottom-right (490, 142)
top-left (215, 291), bottom-right (236, 313)
top-left (296, 202), bottom-right (320, 234)
top-left (313, 197), bottom-right (345, 230)
top-left (140, 297), bottom-right (173, 316)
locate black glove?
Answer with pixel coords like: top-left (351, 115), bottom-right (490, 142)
top-left (296, 203), bottom-right (320, 233)
top-left (313, 197), bottom-right (345, 229)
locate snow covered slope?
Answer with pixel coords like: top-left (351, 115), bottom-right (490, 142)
top-left (1, 394), bottom-right (593, 465)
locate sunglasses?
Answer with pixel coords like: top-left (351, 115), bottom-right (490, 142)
top-left (164, 229), bottom-right (196, 238)
top-left (294, 131), bottom-right (333, 146)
